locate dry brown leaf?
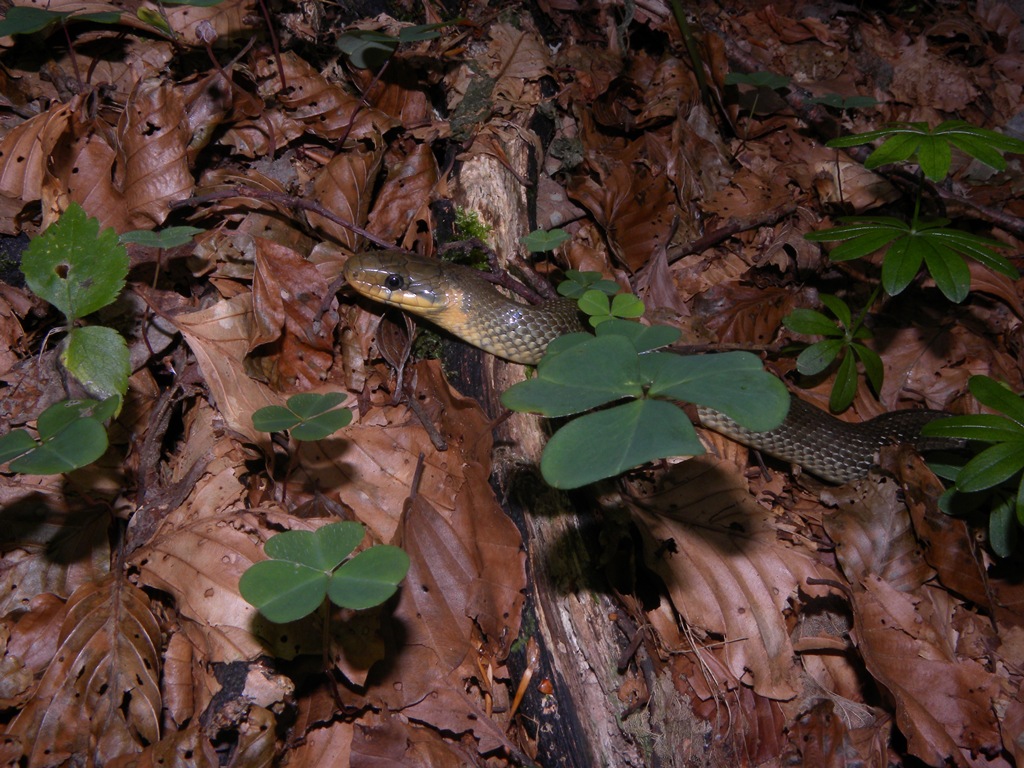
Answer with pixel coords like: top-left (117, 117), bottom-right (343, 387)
top-left (365, 139), bottom-right (439, 244)
top-left (157, 0), bottom-right (256, 46)
top-left (0, 103), bottom-right (70, 233)
top-left (4, 575), bottom-right (161, 767)
top-left (851, 576), bottom-right (1005, 767)
top-left (821, 477), bottom-right (936, 591)
top-left (307, 147), bottom-right (383, 249)
top-left (629, 457), bottom-right (837, 700)
top-left (249, 239), bottom-right (338, 390)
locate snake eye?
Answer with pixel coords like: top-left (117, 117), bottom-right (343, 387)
top-left (384, 274), bottom-right (404, 290)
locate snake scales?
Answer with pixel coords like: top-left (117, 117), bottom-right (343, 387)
top-left (343, 250), bottom-right (952, 484)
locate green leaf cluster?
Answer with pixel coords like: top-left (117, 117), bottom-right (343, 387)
top-left (501, 320), bottom-right (788, 488)
top-left (556, 270), bottom-right (621, 299)
top-left (239, 522), bottom-right (410, 623)
top-left (0, 397), bottom-right (117, 474)
top-left (783, 294), bottom-right (882, 412)
top-left (253, 392), bottom-right (353, 441)
top-left (21, 203), bottom-right (131, 401)
top-left (521, 228), bottom-right (570, 253)
top-left (922, 376), bottom-right (1024, 556)
top-left (827, 120), bottom-right (1024, 181)
top-left (337, 22), bottom-right (449, 69)
top-left (806, 216), bottom-right (1016, 303)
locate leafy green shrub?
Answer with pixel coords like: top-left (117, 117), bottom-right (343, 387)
top-left (783, 293), bottom-right (882, 412)
top-left (501, 319), bottom-right (788, 488)
top-left (240, 522), bottom-right (410, 623)
top-left (807, 121), bottom-right (1024, 303)
top-left (921, 376), bottom-right (1024, 556)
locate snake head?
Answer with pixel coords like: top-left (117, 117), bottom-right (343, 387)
top-left (343, 252), bottom-right (450, 316)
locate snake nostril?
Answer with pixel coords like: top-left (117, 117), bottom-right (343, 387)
top-left (384, 274), bottom-right (405, 290)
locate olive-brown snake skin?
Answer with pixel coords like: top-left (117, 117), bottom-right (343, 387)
top-left (344, 251), bottom-right (952, 483)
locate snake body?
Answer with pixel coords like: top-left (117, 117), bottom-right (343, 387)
top-left (344, 251), bottom-right (951, 483)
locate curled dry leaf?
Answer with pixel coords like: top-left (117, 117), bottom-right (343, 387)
top-left (3, 575), bottom-right (161, 767)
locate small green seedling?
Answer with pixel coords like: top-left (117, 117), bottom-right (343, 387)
top-left (783, 294), bottom-right (882, 412)
top-left (240, 521), bottom-right (410, 623)
top-left (724, 71), bottom-right (790, 123)
top-left (921, 376), bottom-right (1024, 556)
top-left (521, 228), bottom-right (570, 253)
top-left (556, 270), bottom-right (622, 299)
top-left (21, 203), bottom-right (131, 402)
top-left (336, 22), bottom-right (449, 69)
top-left (556, 269), bottom-right (638, 327)
top-left (252, 392), bottom-right (353, 441)
top-left (0, 397), bottom-right (118, 473)
top-left (807, 94), bottom-right (879, 112)
top-left (502, 319), bottom-right (788, 488)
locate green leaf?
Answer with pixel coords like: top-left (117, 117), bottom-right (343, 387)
top-left (558, 270), bottom-right (620, 299)
top-left (829, 352), bottom-right (858, 412)
top-left (795, 339), bottom-right (843, 375)
top-left (922, 414), bottom-right (1024, 443)
top-left (988, 494), bottom-right (1018, 557)
top-left (501, 334), bottom-right (642, 417)
top-left (337, 29), bottom-right (399, 69)
top-left (880, 236), bottom-right (923, 296)
top-left (21, 203), bottom-right (129, 322)
top-left (290, 409), bottom-right (353, 441)
top-left (925, 229), bottom-right (1017, 279)
top-left (264, 522), bottom-right (365, 571)
top-left (642, 351), bottom-right (789, 432)
top-left (540, 400), bottom-right (703, 489)
top-left (396, 22), bottom-right (447, 43)
top-left (119, 226), bottom-right (204, 248)
top-left (578, 289), bottom-right (611, 317)
top-left (919, 237), bottom-right (970, 303)
top-left (595, 319), bottom-right (681, 352)
top-left (851, 343), bottom-right (884, 393)
top-left (783, 308), bottom-right (842, 337)
top-left (956, 441), bottom-right (1024, 492)
top-left (818, 294), bottom-right (852, 328)
top-left (0, 430), bottom-right (37, 464)
top-left (252, 392), bottom-right (351, 440)
top-left (252, 406), bottom-right (300, 433)
top-left (609, 293), bottom-right (644, 319)
top-left (0, 6), bottom-right (69, 35)
top-left (9, 416), bottom-right (108, 474)
top-left (239, 560), bottom-right (329, 623)
top-left (914, 135), bottom-right (953, 180)
top-left (826, 128), bottom-right (898, 148)
top-left (521, 228), bottom-right (570, 252)
top-left (328, 545), bottom-right (410, 609)
top-left (62, 325), bottom-right (131, 400)
top-left (968, 376), bottom-right (1024, 425)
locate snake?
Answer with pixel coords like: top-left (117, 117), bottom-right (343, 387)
top-left (343, 250), bottom-right (953, 484)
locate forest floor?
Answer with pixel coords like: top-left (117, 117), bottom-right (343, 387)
top-left (0, 0), bottom-right (1023, 766)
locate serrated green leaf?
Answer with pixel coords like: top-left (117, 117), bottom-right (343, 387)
top-left (880, 236), bottom-right (923, 296)
top-left (9, 417), bottom-right (108, 474)
top-left (642, 351), bottom-right (788, 431)
top-left (119, 226), bottom-right (204, 248)
top-left (62, 325), bottom-right (130, 399)
top-left (956, 441), bottom-right (1024, 492)
top-left (0, 430), bottom-right (37, 464)
top-left (967, 376), bottom-right (1024, 425)
top-left (540, 399), bottom-right (703, 489)
top-left (829, 352), bottom-right (858, 411)
top-left (796, 339), bottom-right (843, 375)
top-left (0, 6), bottom-right (69, 36)
top-left (783, 308), bottom-right (841, 336)
top-left (521, 228), bottom-right (570, 252)
top-left (239, 560), bottom-right (329, 623)
top-left (21, 203), bottom-right (128, 322)
top-left (329, 545), bottom-right (410, 609)
top-left (501, 334), bottom-right (642, 417)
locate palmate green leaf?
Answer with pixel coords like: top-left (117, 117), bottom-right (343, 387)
top-left (783, 308), bottom-right (842, 336)
top-left (826, 127), bottom-right (901, 148)
top-left (21, 202), bottom-right (128, 322)
top-left (642, 351), bottom-right (788, 432)
top-left (912, 135), bottom-right (953, 181)
top-left (264, 522), bottom-right (365, 571)
top-left (578, 289), bottom-right (610, 317)
top-left (252, 392), bottom-right (351, 440)
top-left (795, 339), bottom-right (843, 375)
top-left (37, 397), bottom-right (118, 437)
top-left (936, 120), bottom-right (1024, 171)
top-left (610, 293), bottom-right (644, 319)
top-left (329, 546), bottom-right (410, 610)
top-left (955, 440), bottom-right (1024, 493)
top-left (595, 319), bottom-right (680, 352)
top-left (829, 352), bottom-right (859, 412)
top-left (865, 131), bottom-right (928, 169)
top-left (968, 376), bottom-right (1024, 424)
top-left (809, 221), bottom-right (906, 261)
top-left (501, 334), bottom-right (642, 417)
top-left (558, 271), bottom-right (621, 298)
top-left (9, 417), bottom-right (108, 474)
top-left (880, 237), bottom-right (923, 296)
top-left (521, 228), bottom-right (570, 253)
top-left (239, 561), bottom-right (329, 623)
top-left (540, 399), bottom-right (703, 489)
top-left (923, 229), bottom-right (1017, 279)
top-left (62, 325), bottom-right (131, 400)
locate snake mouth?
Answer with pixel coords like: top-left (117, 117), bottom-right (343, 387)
top-left (343, 260), bottom-right (450, 315)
